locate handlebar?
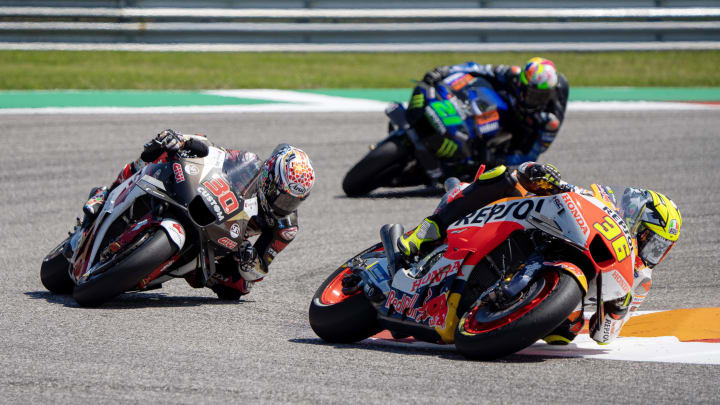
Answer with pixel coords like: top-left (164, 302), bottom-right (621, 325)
top-left (181, 137), bottom-right (209, 158)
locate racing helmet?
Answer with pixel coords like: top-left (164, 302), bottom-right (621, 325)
top-left (258, 144), bottom-right (315, 217)
top-left (618, 188), bottom-right (682, 268)
top-left (518, 57), bottom-right (558, 113)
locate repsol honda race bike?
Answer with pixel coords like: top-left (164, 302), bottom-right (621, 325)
top-left (310, 172), bottom-right (636, 360)
top-left (41, 138), bottom-right (261, 307)
top-left (342, 74), bottom-right (513, 197)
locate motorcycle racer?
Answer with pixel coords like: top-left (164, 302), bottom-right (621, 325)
top-left (77, 129), bottom-right (315, 299)
top-left (407, 57), bottom-right (569, 172)
top-left (395, 162), bottom-right (682, 345)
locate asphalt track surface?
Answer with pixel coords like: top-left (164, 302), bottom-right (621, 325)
top-left (1, 110), bottom-right (719, 404)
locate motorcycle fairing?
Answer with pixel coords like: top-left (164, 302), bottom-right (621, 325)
top-left (70, 147), bottom-right (257, 284)
top-left (449, 192), bottom-right (635, 306)
top-left (72, 168), bottom-right (153, 281)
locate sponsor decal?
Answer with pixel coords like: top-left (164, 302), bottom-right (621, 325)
top-left (207, 147), bottom-right (226, 169)
top-left (184, 164), bottom-right (199, 176)
top-left (383, 289), bottom-right (449, 329)
top-left (197, 186), bottom-right (224, 222)
top-left (217, 237), bottom-right (237, 250)
top-left (424, 104), bottom-right (447, 134)
top-left (279, 226), bottom-right (298, 241)
top-left (384, 290), bottom-right (419, 317)
top-left (450, 73), bottom-right (474, 91)
top-left (229, 223), bottom-right (241, 239)
top-left (288, 182), bottom-right (307, 195)
top-left (172, 223), bottom-right (184, 236)
top-left (610, 269), bottom-right (631, 293)
top-left (243, 197), bottom-right (258, 217)
top-left (173, 163), bottom-right (185, 183)
top-left (452, 198), bottom-right (545, 228)
top-left (474, 110), bottom-right (500, 135)
top-left (415, 290), bottom-right (449, 328)
top-left (202, 177), bottom-right (240, 215)
top-left (561, 194), bottom-right (590, 234)
top-left (411, 260), bottom-right (461, 292)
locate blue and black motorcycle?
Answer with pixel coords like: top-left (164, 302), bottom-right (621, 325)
top-left (342, 74), bottom-right (513, 197)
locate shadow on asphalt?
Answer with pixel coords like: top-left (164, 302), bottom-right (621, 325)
top-left (289, 337), bottom-right (552, 363)
top-left (24, 290), bottom-right (252, 309)
top-left (335, 187), bottom-right (444, 199)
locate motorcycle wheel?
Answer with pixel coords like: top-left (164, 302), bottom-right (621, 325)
top-left (40, 237), bottom-right (74, 294)
top-left (309, 266), bottom-right (381, 343)
top-left (454, 268), bottom-right (582, 360)
top-left (72, 230), bottom-right (177, 307)
top-left (342, 138), bottom-right (410, 197)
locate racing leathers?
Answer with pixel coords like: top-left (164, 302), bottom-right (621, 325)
top-left (85, 130), bottom-right (298, 298)
top-left (397, 162), bottom-right (654, 345)
top-left (406, 62), bottom-right (569, 168)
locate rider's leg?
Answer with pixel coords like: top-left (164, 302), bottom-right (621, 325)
top-left (398, 165), bottom-right (519, 256)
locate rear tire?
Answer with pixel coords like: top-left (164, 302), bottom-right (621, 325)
top-left (309, 266), bottom-right (381, 343)
top-left (342, 138), bottom-right (410, 197)
top-left (40, 237), bottom-right (74, 294)
top-left (455, 269), bottom-right (582, 360)
top-left (72, 230), bottom-right (177, 307)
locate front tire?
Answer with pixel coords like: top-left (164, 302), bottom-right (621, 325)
top-left (455, 269), bottom-right (582, 360)
top-left (342, 138), bottom-right (410, 197)
top-left (309, 266), bottom-right (381, 343)
top-left (40, 237), bottom-right (74, 294)
top-left (72, 230), bottom-right (177, 307)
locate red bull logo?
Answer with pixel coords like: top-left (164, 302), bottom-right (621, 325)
top-left (415, 290), bottom-right (449, 328)
top-left (384, 289), bottom-right (450, 329)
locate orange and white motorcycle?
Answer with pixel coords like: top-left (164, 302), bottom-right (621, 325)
top-left (309, 175), bottom-right (635, 359)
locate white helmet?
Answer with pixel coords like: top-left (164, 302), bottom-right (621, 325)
top-left (259, 144), bottom-right (315, 216)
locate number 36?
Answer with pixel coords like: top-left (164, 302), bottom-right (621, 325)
top-left (593, 216), bottom-right (630, 262)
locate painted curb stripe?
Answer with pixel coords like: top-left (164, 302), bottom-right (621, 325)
top-left (0, 90), bottom-right (282, 108)
top-left (1, 87), bottom-right (719, 110)
top-left (365, 308), bottom-right (720, 364)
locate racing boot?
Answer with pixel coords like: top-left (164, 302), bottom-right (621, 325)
top-left (63, 187), bottom-right (108, 260)
top-left (542, 308), bottom-right (584, 345)
top-left (397, 217), bottom-right (442, 259)
top-left (83, 186), bottom-right (108, 222)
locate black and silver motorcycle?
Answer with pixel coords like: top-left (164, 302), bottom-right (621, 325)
top-left (41, 137), bottom-right (262, 307)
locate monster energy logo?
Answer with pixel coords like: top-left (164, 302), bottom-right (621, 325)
top-left (436, 138), bottom-right (458, 158)
top-left (410, 94), bottom-right (425, 109)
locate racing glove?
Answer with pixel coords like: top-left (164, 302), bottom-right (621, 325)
top-left (141, 129), bottom-right (184, 161)
top-left (235, 241), bottom-right (266, 281)
top-left (516, 162), bottom-right (565, 195)
top-left (422, 65), bottom-right (451, 85)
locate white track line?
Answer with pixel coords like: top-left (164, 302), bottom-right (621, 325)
top-left (0, 89), bottom-right (718, 115)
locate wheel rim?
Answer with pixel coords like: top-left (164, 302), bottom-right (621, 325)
top-left (463, 270), bottom-right (559, 334)
top-left (320, 267), bottom-right (360, 305)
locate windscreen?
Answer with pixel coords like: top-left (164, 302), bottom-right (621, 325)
top-left (223, 152), bottom-right (262, 199)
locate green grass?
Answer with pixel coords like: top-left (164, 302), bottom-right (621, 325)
top-left (1, 50), bottom-right (718, 89)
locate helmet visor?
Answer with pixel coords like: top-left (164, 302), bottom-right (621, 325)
top-left (521, 87), bottom-right (552, 110)
top-left (639, 231), bottom-right (674, 267)
top-left (618, 188), bottom-right (651, 234)
top-left (271, 191), bottom-right (303, 216)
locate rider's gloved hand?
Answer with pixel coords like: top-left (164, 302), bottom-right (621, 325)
top-left (154, 129), bottom-right (184, 155)
top-left (236, 240), bottom-right (258, 265)
top-left (516, 162), bottom-right (564, 195)
top-left (422, 65), bottom-right (451, 85)
top-left (535, 112), bottom-right (560, 132)
top-left (235, 241), bottom-right (266, 281)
